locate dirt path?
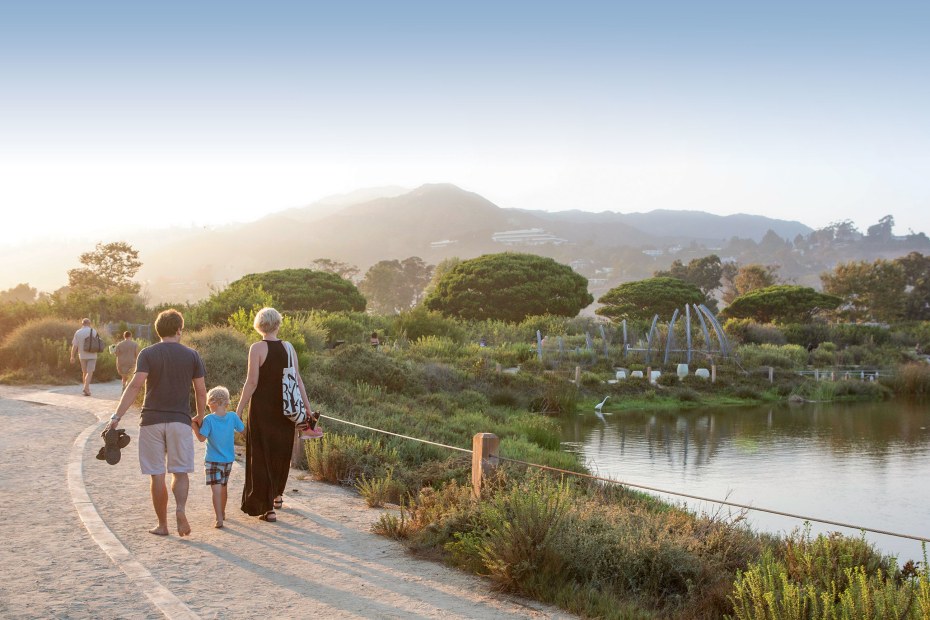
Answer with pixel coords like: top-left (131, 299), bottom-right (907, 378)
top-left (0, 382), bottom-right (572, 619)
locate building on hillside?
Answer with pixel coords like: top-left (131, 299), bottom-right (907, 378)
top-left (491, 228), bottom-right (568, 246)
top-left (429, 239), bottom-right (458, 249)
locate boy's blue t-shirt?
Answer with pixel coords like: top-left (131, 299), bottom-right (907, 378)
top-left (200, 412), bottom-right (245, 463)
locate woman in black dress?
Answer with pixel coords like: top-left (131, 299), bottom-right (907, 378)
top-left (235, 307), bottom-right (311, 521)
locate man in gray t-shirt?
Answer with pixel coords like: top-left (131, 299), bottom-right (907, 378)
top-left (105, 309), bottom-right (206, 537)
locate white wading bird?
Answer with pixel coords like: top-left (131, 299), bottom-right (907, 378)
top-left (594, 396), bottom-right (610, 413)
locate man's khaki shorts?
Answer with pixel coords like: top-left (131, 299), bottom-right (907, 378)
top-left (79, 358), bottom-right (97, 373)
top-left (138, 422), bottom-right (195, 475)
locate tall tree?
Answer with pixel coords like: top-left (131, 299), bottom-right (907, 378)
top-left (424, 253), bottom-right (592, 322)
top-left (0, 283), bottom-right (38, 304)
top-left (67, 241), bottom-right (142, 295)
top-left (596, 277), bottom-right (705, 322)
top-left (721, 285), bottom-right (842, 324)
top-left (359, 257), bottom-right (434, 315)
top-left (821, 259), bottom-right (906, 322)
top-left (423, 257), bottom-right (461, 299)
top-left (654, 254), bottom-right (723, 297)
top-left (310, 258), bottom-right (360, 282)
top-left (721, 264), bottom-right (780, 304)
top-left (894, 252), bottom-right (930, 321)
top-left (218, 268), bottom-right (365, 318)
top-left (866, 215), bottom-right (895, 242)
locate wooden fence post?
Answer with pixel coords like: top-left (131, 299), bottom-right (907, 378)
top-left (471, 433), bottom-right (500, 499)
top-left (768, 366), bottom-right (774, 383)
top-left (574, 365), bottom-right (581, 386)
top-left (711, 364), bottom-right (716, 383)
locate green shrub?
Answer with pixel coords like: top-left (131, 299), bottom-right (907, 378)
top-left (737, 343), bottom-right (806, 369)
top-left (393, 307), bottom-right (464, 343)
top-left (304, 433), bottom-right (398, 485)
top-left (528, 377), bottom-right (578, 414)
top-left (886, 363), bottom-right (930, 396)
top-left (308, 311), bottom-right (371, 345)
top-left (0, 300), bottom-right (54, 337)
top-left (356, 469), bottom-right (403, 507)
top-left (489, 387), bottom-right (521, 408)
top-left (792, 379), bottom-right (891, 402)
top-left (328, 344), bottom-right (415, 393)
top-left (414, 362), bottom-right (466, 393)
top-left (728, 532), bottom-right (927, 620)
top-left (479, 477), bottom-right (569, 591)
top-left (656, 371), bottom-right (680, 387)
top-left (408, 335), bottom-right (461, 361)
top-left (491, 343), bottom-right (537, 368)
top-left (781, 322), bottom-right (832, 347)
top-left (185, 326), bottom-right (249, 399)
top-left (673, 387), bottom-right (701, 402)
top-left (579, 371), bottom-right (603, 388)
top-left (0, 317), bottom-right (117, 383)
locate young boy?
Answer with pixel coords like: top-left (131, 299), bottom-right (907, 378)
top-left (192, 386), bottom-right (245, 528)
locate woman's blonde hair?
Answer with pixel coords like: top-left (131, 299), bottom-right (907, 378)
top-left (253, 307), bottom-right (282, 335)
top-left (206, 386), bottom-right (231, 407)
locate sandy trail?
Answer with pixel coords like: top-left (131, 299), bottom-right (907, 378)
top-left (0, 382), bottom-right (571, 619)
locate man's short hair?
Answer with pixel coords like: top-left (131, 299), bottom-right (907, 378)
top-left (154, 309), bottom-right (184, 338)
top-left (82, 318), bottom-right (91, 326)
top-left (253, 307), bottom-right (282, 335)
top-left (123, 331), bottom-right (132, 338)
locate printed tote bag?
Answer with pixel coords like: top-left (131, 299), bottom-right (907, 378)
top-left (282, 341), bottom-right (309, 425)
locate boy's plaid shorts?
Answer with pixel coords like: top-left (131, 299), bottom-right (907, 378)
top-left (205, 461), bottom-right (233, 486)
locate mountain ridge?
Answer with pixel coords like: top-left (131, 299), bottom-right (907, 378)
top-left (4, 183), bottom-right (902, 304)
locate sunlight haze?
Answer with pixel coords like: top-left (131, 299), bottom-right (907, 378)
top-left (1, 1), bottom-right (928, 248)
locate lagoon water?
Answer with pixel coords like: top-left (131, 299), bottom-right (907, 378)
top-left (560, 400), bottom-right (930, 562)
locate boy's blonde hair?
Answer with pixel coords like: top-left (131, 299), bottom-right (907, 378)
top-left (206, 386), bottom-right (231, 408)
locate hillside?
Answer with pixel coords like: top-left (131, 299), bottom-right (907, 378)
top-left (5, 183), bottom-right (924, 304)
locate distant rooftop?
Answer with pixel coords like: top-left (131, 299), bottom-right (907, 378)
top-left (492, 228), bottom-right (568, 246)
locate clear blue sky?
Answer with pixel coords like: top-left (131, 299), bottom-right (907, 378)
top-left (1, 0), bottom-right (928, 244)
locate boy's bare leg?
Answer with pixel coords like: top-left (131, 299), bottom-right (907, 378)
top-left (221, 485), bottom-right (228, 520)
top-left (149, 474), bottom-right (169, 535)
top-left (212, 485), bottom-right (224, 528)
top-left (172, 473), bottom-right (191, 536)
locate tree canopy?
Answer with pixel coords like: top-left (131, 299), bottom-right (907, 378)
top-left (0, 283), bottom-right (38, 304)
top-left (67, 241), bottom-right (142, 295)
top-left (721, 263), bottom-right (780, 304)
top-left (310, 258), bottom-right (360, 282)
top-left (224, 268), bottom-right (366, 315)
top-left (358, 257), bottom-right (434, 315)
top-left (423, 253), bottom-right (592, 322)
top-left (720, 285), bottom-right (842, 324)
top-left (596, 277), bottom-right (705, 322)
top-left (895, 252), bottom-right (930, 321)
top-left (820, 259), bottom-right (906, 323)
top-left (654, 254), bottom-right (724, 296)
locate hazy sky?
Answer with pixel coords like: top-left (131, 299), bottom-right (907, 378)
top-left (1, 0), bottom-right (928, 247)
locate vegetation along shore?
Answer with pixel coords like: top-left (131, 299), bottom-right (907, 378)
top-left (2, 244), bottom-right (929, 618)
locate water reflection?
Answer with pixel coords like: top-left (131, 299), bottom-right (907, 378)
top-left (561, 400), bottom-right (930, 561)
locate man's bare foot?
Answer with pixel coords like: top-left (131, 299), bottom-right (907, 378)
top-left (176, 511), bottom-right (191, 537)
top-left (214, 520), bottom-right (224, 529)
top-left (149, 525), bottom-right (169, 536)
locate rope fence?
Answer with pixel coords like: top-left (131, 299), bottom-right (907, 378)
top-left (317, 412), bottom-right (930, 545)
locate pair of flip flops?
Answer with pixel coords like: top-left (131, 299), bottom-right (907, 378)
top-left (96, 428), bottom-right (131, 465)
